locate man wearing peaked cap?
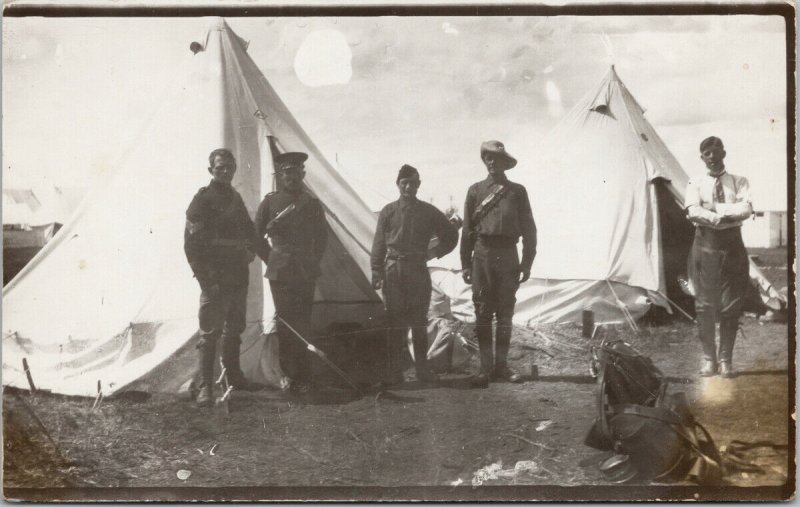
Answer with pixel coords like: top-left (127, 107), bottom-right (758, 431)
top-left (460, 140), bottom-right (537, 388)
top-left (255, 150), bottom-right (328, 395)
top-left (184, 148), bottom-right (270, 407)
top-left (274, 152), bottom-right (309, 172)
top-left (371, 164), bottom-right (458, 385)
top-left (685, 136), bottom-right (753, 379)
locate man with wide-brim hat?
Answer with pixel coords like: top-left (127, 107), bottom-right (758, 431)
top-left (460, 140), bottom-right (537, 388)
top-left (371, 164), bottom-right (458, 385)
top-left (685, 136), bottom-right (752, 378)
top-left (255, 151), bottom-right (328, 395)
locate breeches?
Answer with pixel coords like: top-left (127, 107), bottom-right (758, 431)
top-left (269, 279), bottom-right (316, 382)
top-left (382, 259), bottom-right (432, 329)
top-left (198, 282), bottom-right (248, 348)
top-left (471, 242), bottom-right (520, 325)
top-left (689, 227), bottom-right (749, 321)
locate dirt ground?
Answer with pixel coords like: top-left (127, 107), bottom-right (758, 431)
top-left (3, 248), bottom-right (793, 501)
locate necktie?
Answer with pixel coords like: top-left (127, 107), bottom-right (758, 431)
top-left (713, 175), bottom-right (725, 204)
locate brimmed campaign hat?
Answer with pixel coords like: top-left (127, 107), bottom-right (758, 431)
top-left (480, 140), bottom-right (517, 169)
top-left (275, 152), bottom-right (308, 171)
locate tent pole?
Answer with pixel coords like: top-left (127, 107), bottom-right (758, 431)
top-left (276, 316), bottom-right (363, 395)
top-left (659, 292), bottom-right (696, 323)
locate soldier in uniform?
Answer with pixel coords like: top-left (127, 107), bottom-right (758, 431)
top-left (685, 136), bottom-right (752, 378)
top-left (255, 152), bottom-right (328, 394)
top-left (460, 141), bottom-right (537, 388)
top-left (371, 164), bottom-right (458, 384)
top-left (184, 148), bottom-right (269, 407)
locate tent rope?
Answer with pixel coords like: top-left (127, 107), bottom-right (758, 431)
top-left (605, 279), bottom-right (640, 332)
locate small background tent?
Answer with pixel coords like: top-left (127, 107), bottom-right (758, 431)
top-left (3, 19), bottom-right (384, 397)
top-left (430, 66), bottom-right (785, 326)
top-left (3, 186), bottom-right (86, 285)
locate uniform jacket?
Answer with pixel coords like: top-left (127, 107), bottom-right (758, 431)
top-left (370, 197), bottom-right (458, 281)
top-left (460, 175), bottom-right (537, 272)
top-left (255, 189), bottom-right (328, 281)
top-left (184, 179), bottom-right (267, 287)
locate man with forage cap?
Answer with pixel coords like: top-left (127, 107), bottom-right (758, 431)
top-left (255, 151), bottom-right (328, 394)
top-left (371, 164), bottom-right (458, 384)
top-left (461, 141), bottom-right (537, 388)
top-left (184, 148), bottom-right (270, 407)
top-left (685, 136), bottom-right (752, 378)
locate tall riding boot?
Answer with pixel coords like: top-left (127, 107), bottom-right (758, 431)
top-left (718, 317), bottom-right (739, 378)
top-left (382, 328), bottom-right (405, 385)
top-left (221, 336), bottom-right (262, 391)
top-left (470, 321), bottom-right (493, 387)
top-left (195, 340), bottom-right (216, 407)
top-left (494, 319), bottom-right (522, 383)
top-left (696, 311), bottom-right (718, 376)
top-left (412, 326), bottom-right (438, 383)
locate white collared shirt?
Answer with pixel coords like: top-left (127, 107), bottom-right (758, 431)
top-left (685, 169), bottom-right (752, 230)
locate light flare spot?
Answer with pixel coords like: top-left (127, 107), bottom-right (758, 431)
top-left (442, 22), bottom-right (459, 35)
top-left (545, 80), bottom-right (563, 117)
top-left (698, 376), bottom-right (736, 405)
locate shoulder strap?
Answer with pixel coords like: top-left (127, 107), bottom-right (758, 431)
top-left (265, 192), bottom-right (314, 233)
top-left (471, 184), bottom-right (510, 224)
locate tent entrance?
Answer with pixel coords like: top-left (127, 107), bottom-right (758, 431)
top-left (653, 177), bottom-right (695, 317)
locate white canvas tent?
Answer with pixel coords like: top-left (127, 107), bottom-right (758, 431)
top-left (430, 66), bottom-right (785, 325)
top-left (3, 19), bottom-right (384, 397)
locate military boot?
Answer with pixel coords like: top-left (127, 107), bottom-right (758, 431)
top-left (381, 331), bottom-right (405, 386)
top-left (469, 322), bottom-right (493, 388)
top-left (493, 320), bottom-right (522, 383)
top-left (195, 341), bottom-right (216, 407)
top-left (221, 335), bottom-right (263, 391)
top-left (718, 318), bottom-right (738, 378)
top-left (412, 326), bottom-right (438, 384)
top-left (696, 312), bottom-right (718, 377)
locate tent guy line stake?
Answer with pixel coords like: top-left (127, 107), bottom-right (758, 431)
top-left (276, 316), bottom-right (363, 395)
top-left (91, 381), bottom-right (103, 411)
top-left (22, 357), bottom-right (37, 393)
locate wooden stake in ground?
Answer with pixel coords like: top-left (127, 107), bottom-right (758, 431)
top-left (22, 357), bottom-right (37, 393)
top-left (90, 381), bottom-right (103, 411)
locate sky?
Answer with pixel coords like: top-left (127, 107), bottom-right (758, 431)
top-left (2, 15), bottom-right (790, 212)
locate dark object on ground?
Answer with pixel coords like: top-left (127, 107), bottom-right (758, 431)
top-left (585, 339), bottom-right (723, 484)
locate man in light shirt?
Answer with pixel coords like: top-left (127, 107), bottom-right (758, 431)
top-left (685, 136), bottom-right (753, 378)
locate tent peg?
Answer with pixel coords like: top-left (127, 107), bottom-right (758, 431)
top-left (22, 357), bottom-right (37, 393)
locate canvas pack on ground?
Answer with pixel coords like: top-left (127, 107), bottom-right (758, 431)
top-left (584, 339), bottom-right (723, 484)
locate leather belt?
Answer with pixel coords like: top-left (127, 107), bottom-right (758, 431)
top-left (477, 235), bottom-right (517, 248)
top-left (386, 250), bottom-right (426, 261)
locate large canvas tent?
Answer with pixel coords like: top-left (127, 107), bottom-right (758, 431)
top-left (430, 66), bottom-right (785, 325)
top-left (3, 19), bottom-right (384, 397)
